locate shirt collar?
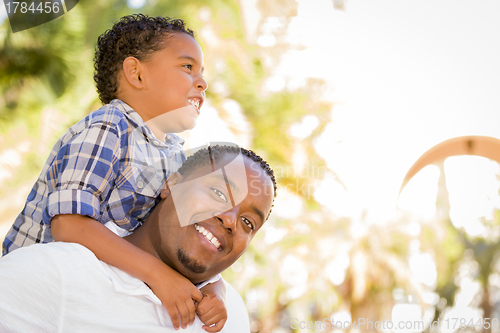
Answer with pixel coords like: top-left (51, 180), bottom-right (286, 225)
top-left (165, 134), bottom-right (185, 147)
top-left (110, 99), bottom-right (185, 148)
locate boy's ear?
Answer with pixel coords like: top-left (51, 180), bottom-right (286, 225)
top-left (122, 57), bottom-right (144, 89)
top-left (160, 172), bottom-right (184, 199)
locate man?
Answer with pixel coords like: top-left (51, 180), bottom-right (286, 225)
top-left (0, 145), bottom-right (277, 333)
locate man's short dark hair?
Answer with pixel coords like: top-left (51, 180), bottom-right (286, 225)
top-left (93, 14), bottom-right (195, 104)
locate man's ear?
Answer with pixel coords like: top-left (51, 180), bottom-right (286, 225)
top-left (122, 57), bottom-right (144, 89)
top-left (160, 172), bottom-right (184, 199)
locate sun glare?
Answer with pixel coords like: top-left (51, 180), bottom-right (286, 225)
top-left (398, 165), bottom-right (440, 219)
top-left (445, 156), bottom-right (500, 237)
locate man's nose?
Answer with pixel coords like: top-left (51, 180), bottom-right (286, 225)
top-left (216, 209), bottom-right (237, 234)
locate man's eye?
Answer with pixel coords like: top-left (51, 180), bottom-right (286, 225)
top-left (212, 188), bottom-right (227, 202)
top-left (242, 217), bottom-right (254, 231)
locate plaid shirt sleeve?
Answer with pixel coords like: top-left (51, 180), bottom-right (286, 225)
top-left (42, 114), bottom-right (126, 225)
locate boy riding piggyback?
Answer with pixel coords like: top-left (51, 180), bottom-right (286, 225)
top-left (3, 14), bottom-right (227, 332)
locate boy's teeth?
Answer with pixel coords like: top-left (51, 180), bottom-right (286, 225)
top-left (194, 224), bottom-right (220, 249)
top-left (188, 98), bottom-right (200, 109)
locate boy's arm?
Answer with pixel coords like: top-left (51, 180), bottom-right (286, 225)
top-left (51, 214), bottom-right (203, 330)
top-left (197, 279), bottom-right (228, 332)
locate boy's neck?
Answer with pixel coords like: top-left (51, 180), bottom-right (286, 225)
top-left (117, 97), bottom-right (170, 142)
top-left (145, 122), bottom-right (167, 142)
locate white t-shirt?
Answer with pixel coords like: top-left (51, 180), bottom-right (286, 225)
top-left (0, 242), bottom-right (249, 333)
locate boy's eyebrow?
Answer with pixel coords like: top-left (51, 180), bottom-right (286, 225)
top-left (178, 55), bottom-right (205, 74)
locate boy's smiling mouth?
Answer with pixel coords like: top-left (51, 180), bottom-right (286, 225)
top-left (188, 97), bottom-right (203, 113)
top-left (194, 223), bottom-right (221, 249)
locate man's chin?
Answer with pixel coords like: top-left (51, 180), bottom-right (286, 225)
top-left (177, 248), bottom-right (207, 274)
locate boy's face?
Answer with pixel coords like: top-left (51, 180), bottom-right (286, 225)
top-left (139, 33), bottom-right (207, 132)
top-left (152, 156), bottom-right (274, 283)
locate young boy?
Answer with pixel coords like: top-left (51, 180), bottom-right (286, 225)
top-left (2, 14), bottom-right (226, 332)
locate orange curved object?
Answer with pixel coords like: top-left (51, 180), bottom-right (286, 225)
top-left (399, 136), bottom-right (500, 194)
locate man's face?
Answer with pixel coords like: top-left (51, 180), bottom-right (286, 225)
top-left (140, 33), bottom-right (207, 133)
top-left (151, 155), bottom-right (274, 283)
top-left (170, 151), bottom-right (251, 228)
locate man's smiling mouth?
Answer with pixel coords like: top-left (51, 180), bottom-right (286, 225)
top-left (194, 223), bottom-right (221, 249)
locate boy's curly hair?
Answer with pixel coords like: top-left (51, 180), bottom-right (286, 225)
top-left (94, 14), bottom-right (194, 104)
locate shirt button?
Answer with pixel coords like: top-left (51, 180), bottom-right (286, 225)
top-left (137, 181), bottom-right (144, 189)
top-left (153, 140), bottom-right (160, 146)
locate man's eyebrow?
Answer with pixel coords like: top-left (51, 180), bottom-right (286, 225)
top-left (251, 205), bottom-right (265, 224)
top-left (178, 55), bottom-right (205, 74)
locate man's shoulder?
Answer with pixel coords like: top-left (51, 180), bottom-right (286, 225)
top-left (2, 243), bottom-right (97, 268)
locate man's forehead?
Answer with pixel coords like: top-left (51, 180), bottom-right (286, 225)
top-left (181, 152), bottom-right (249, 197)
top-left (181, 152), bottom-right (271, 192)
top-left (182, 152), bottom-right (244, 180)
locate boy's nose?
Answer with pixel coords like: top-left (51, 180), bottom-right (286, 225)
top-left (196, 76), bottom-right (208, 92)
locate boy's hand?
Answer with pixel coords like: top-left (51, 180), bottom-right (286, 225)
top-left (195, 291), bottom-right (228, 332)
top-left (148, 265), bottom-right (203, 330)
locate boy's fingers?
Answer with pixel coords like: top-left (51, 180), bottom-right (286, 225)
top-left (195, 299), bottom-right (210, 316)
top-left (197, 308), bottom-right (215, 325)
top-left (191, 288), bottom-right (203, 303)
top-left (199, 310), bottom-right (225, 327)
top-left (202, 320), bottom-right (226, 333)
top-left (185, 298), bottom-right (196, 325)
top-left (164, 303), bottom-right (180, 330)
top-left (178, 302), bottom-right (191, 329)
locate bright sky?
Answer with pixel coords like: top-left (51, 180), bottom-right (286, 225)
top-left (269, 0), bottom-right (500, 222)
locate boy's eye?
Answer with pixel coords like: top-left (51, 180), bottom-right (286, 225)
top-left (183, 64), bottom-right (193, 70)
top-left (212, 188), bottom-right (227, 202)
top-left (242, 217), bottom-right (254, 231)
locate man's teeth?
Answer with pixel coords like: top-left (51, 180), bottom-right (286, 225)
top-left (194, 224), bottom-right (221, 249)
top-left (188, 98), bottom-right (200, 110)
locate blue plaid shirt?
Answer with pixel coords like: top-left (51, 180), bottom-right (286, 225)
top-left (3, 100), bottom-right (186, 255)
